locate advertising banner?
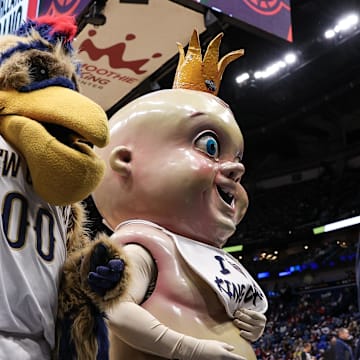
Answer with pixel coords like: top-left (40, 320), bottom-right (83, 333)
top-left (189, 0), bottom-right (292, 42)
top-left (37, 0), bottom-right (91, 17)
top-left (0, 0), bottom-right (88, 36)
top-left (0, 0), bottom-right (36, 35)
top-left (74, 0), bottom-right (205, 110)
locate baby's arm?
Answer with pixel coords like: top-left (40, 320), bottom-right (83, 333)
top-left (108, 244), bottom-right (245, 360)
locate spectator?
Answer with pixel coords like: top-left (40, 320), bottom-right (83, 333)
top-left (301, 342), bottom-right (313, 360)
top-left (322, 336), bottom-right (336, 360)
top-left (334, 328), bottom-right (354, 360)
top-left (252, 285), bottom-right (360, 360)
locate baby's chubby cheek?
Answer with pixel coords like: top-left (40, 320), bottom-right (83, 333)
top-left (167, 148), bottom-right (216, 178)
top-left (185, 156), bottom-right (218, 186)
top-left (235, 185), bottom-right (249, 223)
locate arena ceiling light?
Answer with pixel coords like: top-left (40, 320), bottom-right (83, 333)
top-left (313, 215), bottom-right (360, 235)
top-left (259, 52), bottom-right (298, 78)
top-left (254, 60), bottom-right (287, 79)
top-left (235, 72), bottom-right (250, 84)
top-left (324, 13), bottom-right (359, 39)
top-left (284, 52), bottom-right (297, 64)
top-left (237, 52), bottom-right (298, 84)
top-left (237, 12), bottom-right (359, 86)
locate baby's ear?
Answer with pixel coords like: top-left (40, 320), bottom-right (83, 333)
top-left (109, 146), bottom-right (132, 177)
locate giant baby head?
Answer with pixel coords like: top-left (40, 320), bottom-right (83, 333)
top-left (93, 30), bottom-right (248, 248)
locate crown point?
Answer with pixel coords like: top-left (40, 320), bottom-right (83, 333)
top-left (172, 29), bottom-right (244, 95)
top-left (189, 29), bottom-right (201, 51)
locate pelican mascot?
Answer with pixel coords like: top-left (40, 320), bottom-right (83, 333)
top-left (0, 15), bottom-right (129, 360)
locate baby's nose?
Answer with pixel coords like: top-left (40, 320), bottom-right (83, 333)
top-left (219, 161), bottom-right (245, 182)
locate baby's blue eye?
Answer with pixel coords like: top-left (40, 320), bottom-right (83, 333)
top-left (206, 138), bottom-right (217, 155)
top-left (194, 133), bottom-right (219, 158)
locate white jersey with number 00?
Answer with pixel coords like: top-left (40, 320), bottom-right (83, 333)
top-left (0, 136), bottom-right (70, 359)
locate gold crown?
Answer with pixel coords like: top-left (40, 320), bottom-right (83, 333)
top-left (172, 29), bottom-right (244, 95)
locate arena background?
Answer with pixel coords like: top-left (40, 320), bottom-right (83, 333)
top-left (3, 1), bottom-right (360, 357)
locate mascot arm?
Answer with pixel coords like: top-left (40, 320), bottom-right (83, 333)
top-left (59, 233), bottom-right (130, 313)
top-left (55, 203), bottom-right (131, 359)
top-left (108, 244), bottom-right (245, 360)
top-left (58, 203), bottom-right (130, 311)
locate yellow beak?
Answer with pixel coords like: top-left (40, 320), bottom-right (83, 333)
top-left (0, 87), bottom-right (109, 205)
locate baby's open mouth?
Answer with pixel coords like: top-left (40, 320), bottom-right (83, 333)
top-left (217, 185), bottom-right (234, 206)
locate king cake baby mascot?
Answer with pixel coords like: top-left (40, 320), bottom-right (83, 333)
top-left (92, 30), bottom-right (268, 360)
top-left (0, 16), bottom-right (130, 360)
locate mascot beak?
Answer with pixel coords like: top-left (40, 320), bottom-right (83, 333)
top-left (0, 86), bottom-right (109, 205)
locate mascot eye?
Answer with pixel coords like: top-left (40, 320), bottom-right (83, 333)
top-left (29, 60), bottom-right (49, 82)
top-left (194, 132), bottom-right (219, 158)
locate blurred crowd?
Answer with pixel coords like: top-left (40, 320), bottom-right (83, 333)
top-left (253, 284), bottom-right (359, 359)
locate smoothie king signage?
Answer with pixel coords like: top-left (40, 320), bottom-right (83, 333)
top-left (74, 0), bottom-right (205, 110)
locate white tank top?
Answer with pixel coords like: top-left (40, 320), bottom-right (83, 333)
top-left (0, 136), bottom-right (69, 353)
top-left (117, 219), bottom-right (268, 316)
top-left (174, 234), bottom-right (268, 316)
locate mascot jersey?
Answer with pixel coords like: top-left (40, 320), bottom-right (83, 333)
top-left (0, 136), bottom-right (70, 358)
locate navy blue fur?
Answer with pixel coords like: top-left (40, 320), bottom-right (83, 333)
top-left (15, 20), bottom-right (74, 53)
top-left (58, 309), bottom-right (109, 360)
top-left (58, 315), bottom-right (76, 360)
top-left (95, 312), bottom-right (109, 360)
top-left (0, 41), bottom-right (48, 66)
top-left (20, 76), bottom-right (76, 92)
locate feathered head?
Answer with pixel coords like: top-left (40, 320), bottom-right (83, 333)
top-left (0, 15), bottom-right (80, 92)
top-left (0, 16), bottom-right (109, 205)
top-left (15, 15), bottom-right (77, 50)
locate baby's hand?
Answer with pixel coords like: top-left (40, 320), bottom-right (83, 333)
top-left (194, 339), bottom-right (246, 360)
top-left (177, 336), bottom-right (245, 360)
top-left (233, 308), bottom-right (266, 342)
